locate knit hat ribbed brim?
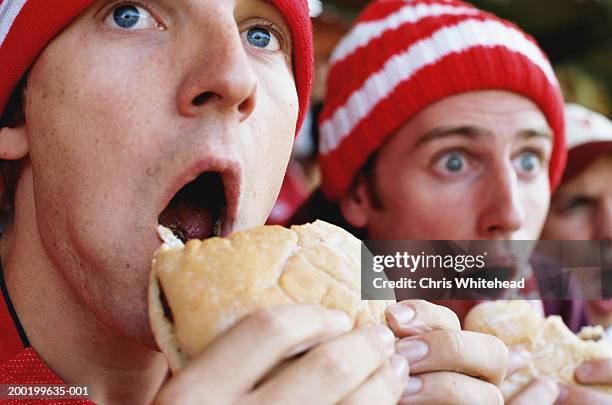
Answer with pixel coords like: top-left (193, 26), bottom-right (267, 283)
top-left (319, 0), bottom-right (566, 201)
top-left (0, 0), bottom-right (313, 133)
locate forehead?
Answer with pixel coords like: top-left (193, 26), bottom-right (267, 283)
top-left (561, 154), bottom-right (612, 192)
top-left (411, 90), bottom-right (548, 131)
top-left (383, 90), bottom-right (551, 151)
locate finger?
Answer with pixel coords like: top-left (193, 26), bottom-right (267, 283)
top-left (398, 371), bottom-right (503, 405)
top-left (575, 359), bottom-right (612, 385)
top-left (338, 355), bottom-right (408, 405)
top-left (507, 346), bottom-right (531, 375)
top-left (387, 300), bottom-right (461, 337)
top-left (249, 324), bottom-right (395, 404)
top-left (556, 383), bottom-right (612, 405)
top-left (507, 376), bottom-right (558, 405)
top-left (160, 304), bottom-right (353, 401)
top-left (396, 330), bottom-right (508, 385)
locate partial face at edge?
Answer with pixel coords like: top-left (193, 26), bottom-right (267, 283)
top-left (542, 154), bottom-right (612, 242)
top-left (21, 0), bottom-right (298, 345)
top-left (341, 90), bottom-right (553, 240)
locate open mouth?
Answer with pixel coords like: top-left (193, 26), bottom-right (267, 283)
top-left (158, 172), bottom-right (227, 243)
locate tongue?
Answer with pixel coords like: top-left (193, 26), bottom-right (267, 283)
top-left (158, 199), bottom-right (215, 242)
top-left (159, 172), bottom-right (226, 242)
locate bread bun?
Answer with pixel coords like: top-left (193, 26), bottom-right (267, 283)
top-left (149, 220), bottom-right (393, 372)
top-left (465, 301), bottom-right (612, 399)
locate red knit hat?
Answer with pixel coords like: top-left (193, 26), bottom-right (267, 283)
top-left (319, 0), bottom-right (566, 201)
top-left (0, 0), bottom-right (313, 133)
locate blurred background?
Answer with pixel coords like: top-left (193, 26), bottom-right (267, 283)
top-left (268, 0), bottom-right (612, 225)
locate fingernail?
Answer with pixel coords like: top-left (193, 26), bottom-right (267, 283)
top-left (396, 339), bottom-right (429, 363)
top-left (390, 354), bottom-right (408, 380)
top-left (372, 325), bottom-right (395, 347)
top-left (402, 377), bottom-right (422, 396)
top-left (576, 363), bottom-right (593, 381)
top-left (331, 310), bottom-right (353, 329)
top-left (388, 303), bottom-right (416, 326)
top-left (557, 385), bottom-right (569, 402)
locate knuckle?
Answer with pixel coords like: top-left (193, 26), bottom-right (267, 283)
top-left (362, 326), bottom-right (394, 357)
top-left (439, 330), bottom-right (464, 358)
top-left (411, 300), bottom-right (461, 329)
top-left (251, 308), bottom-right (290, 336)
top-left (311, 346), bottom-right (353, 379)
top-left (436, 374), bottom-right (462, 403)
top-left (438, 305), bottom-right (461, 329)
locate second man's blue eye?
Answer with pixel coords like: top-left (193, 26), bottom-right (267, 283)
top-left (113, 5), bottom-right (140, 29)
top-left (521, 154), bottom-right (537, 172)
top-left (247, 27), bottom-right (271, 48)
top-left (446, 154), bottom-right (463, 172)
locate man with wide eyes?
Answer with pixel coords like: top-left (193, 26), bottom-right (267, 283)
top-left (291, 0), bottom-right (578, 403)
top-left (0, 0), bottom-right (507, 404)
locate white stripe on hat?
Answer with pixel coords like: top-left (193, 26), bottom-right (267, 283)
top-left (0, 0), bottom-right (27, 47)
top-left (330, 2), bottom-right (479, 64)
top-left (320, 18), bottom-right (558, 155)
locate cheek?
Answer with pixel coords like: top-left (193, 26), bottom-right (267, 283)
top-left (522, 181), bottom-right (551, 237)
top-left (375, 172), bottom-right (476, 239)
top-left (543, 213), bottom-right (591, 240)
top-left (242, 67), bottom-right (298, 222)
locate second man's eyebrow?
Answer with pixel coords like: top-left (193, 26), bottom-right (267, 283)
top-left (415, 126), bottom-right (553, 148)
top-left (416, 125), bottom-right (491, 147)
top-left (516, 129), bottom-right (553, 140)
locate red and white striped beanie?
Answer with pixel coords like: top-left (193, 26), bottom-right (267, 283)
top-left (319, 0), bottom-right (566, 201)
top-left (0, 0), bottom-right (313, 133)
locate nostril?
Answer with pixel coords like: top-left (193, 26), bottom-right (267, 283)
top-left (192, 92), bottom-right (215, 106)
top-left (487, 225), bottom-right (500, 235)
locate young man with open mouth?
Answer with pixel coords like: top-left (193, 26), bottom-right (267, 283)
top-left (0, 0), bottom-right (507, 404)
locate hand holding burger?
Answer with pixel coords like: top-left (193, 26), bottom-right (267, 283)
top-left (151, 221), bottom-right (508, 404)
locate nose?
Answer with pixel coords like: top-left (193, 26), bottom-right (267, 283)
top-left (595, 198), bottom-right (612, 240)
top-left (477, 163), bottom-right (524, 238)
top-left (177, 21), bottom-right (257, 122)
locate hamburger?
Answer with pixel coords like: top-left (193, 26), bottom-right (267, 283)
top-left (149, 220), bottom-right (393, 372)
top-left (465, 300), bottom-right (612, 399)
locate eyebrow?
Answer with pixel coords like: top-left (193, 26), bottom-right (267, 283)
top-left (516, 129), bottom-right (553, 141)
top-left (416, 126), bottom-right (489, 147)
top-left (252, 0), bottom-right (276, 10)
top-left (415, 125), bottom-right (552, 147)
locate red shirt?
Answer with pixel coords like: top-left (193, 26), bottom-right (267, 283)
top-left (0, 272), bottom-right (95, 405)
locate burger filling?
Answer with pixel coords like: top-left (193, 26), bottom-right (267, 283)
top-left (158, 281), bottom-right (174, 323)
top-left (158, 172), bottom-right (226, 242)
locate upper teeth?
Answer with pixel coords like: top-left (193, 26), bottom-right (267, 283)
top-left (157, 225), bottom-right (185, 249)
top-left (213, 207), bottom-right (226, 237)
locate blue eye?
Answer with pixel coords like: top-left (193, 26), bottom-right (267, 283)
top-left (514, 152), bottom-right (542, 178)
top-left (432, 151), bottom-right (473, 178)
top-left (105, 4), bottom-right (160, 31)
top-left (520, 153), bottom-right (537, 172)
top-left (247, 27), bottom-right (272, 48)
top-left (113, 5), bottom-right (140, 29)
top-left (445, 153), bottom-right (463, 172)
